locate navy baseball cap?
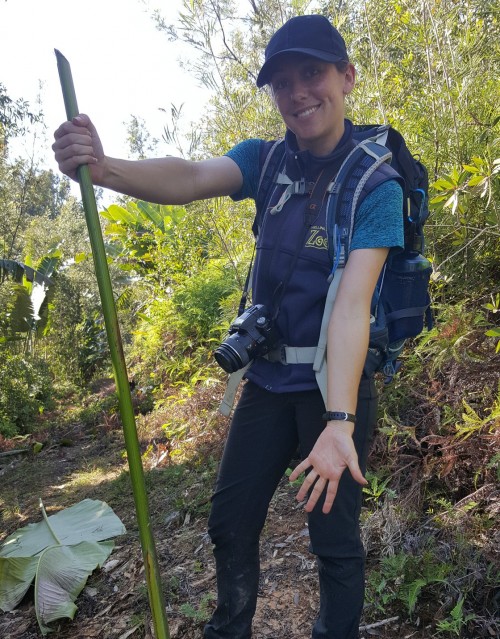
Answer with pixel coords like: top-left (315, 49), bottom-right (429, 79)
top-left (256, 15), bottom-right (348, 88)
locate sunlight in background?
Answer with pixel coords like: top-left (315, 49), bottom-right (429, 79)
top-left (0, 0), bottom-right (213, 171)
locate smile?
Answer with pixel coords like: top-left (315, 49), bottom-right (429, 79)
top-left (295, 105), bottom-right (320, 118)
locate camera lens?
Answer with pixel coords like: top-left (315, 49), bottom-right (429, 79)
top-left (214, 333), bottom-right (254, 373)
top-left (214, 346), bottom-right (240, 373)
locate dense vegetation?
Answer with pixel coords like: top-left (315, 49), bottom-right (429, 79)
top-left (1, 1), bottom-right (498, 637)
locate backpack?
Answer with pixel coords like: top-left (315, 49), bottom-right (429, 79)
top-left (218, 125), bottom-right (433, 416)
top-left (255, 124), bottom-right (433, 385)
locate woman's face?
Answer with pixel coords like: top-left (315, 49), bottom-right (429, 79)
top-left (269, 54), bottom-right (355, 156)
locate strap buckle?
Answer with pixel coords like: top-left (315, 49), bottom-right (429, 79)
top-left (265, 345), bottom-right (288, 365)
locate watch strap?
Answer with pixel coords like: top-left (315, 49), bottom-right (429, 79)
top-left (322, 411), bottom-right (356, 424)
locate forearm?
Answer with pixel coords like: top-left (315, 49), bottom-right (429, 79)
top-left (290, 302), bottom-right (370, 511)
top-left (288, 248), bottom-right (388, 511)
top-left (52, 116), bottom-right (243, 205)
top-left (98, 156), bottom-right (198, 205)
top-left (325, 247), bottom-right (388, 420)
top-left (326, 302), bottom-right (370, 418)
top-left (98, 154), bottom-right (243, 205)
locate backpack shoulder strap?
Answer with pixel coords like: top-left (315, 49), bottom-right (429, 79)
top-left (253, 138), bottom-right (286, 237)
top-left (326, 139), bottom-right (393, 272)
top-left (353, 123), bottom-right (390, 142)
top-left (310, 140), bottom-right (394, 402)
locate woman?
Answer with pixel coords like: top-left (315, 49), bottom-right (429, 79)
top-left (53, 14), bottom-right (403, 639)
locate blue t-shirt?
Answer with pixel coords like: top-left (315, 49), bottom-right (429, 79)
top-left (226, 138), bottom-right (403, 252)
top-left (225, 137), bottom-right (404, 392)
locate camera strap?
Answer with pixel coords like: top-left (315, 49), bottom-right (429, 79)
top-left (219, 363), bottom-right (251, 416)
top-left (237, 244), bottom-right (256, 316)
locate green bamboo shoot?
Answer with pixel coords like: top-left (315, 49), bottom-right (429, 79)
top-left (55, 49), bottom-right (170, 639)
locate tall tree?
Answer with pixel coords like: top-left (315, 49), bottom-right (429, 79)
top-left (0, 83), bottom-right (41, 158)
top-left (151, 0), bottom-right (499, 296)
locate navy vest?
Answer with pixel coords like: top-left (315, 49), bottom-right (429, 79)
top-left (245, 124), bottom-right (401, 393)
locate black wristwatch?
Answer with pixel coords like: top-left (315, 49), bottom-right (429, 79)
top-left (322, 411), bottom-right (356, 424)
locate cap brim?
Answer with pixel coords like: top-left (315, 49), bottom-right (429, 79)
top-left (256, 48), bottom-right (345, 87)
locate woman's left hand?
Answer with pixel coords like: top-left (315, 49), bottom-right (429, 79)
top-left (288, 423), bottom-right (367, 514)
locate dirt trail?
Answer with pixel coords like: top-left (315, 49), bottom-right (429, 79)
top-left (0, 391), bottom-right (443, 639)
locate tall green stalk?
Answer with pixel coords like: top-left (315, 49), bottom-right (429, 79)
top-left (55, 50), bottom-right (170, 639)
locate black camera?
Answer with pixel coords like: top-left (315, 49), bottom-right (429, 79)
top-left (214, 304), bottom-right (280, 373)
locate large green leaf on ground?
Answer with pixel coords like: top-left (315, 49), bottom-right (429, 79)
top-left (34, 541), bottom-right (114, 635)
top-left (0, 499), bottom-right (125, 633)
top-left (0, 556), bottom-right (38, 612)
top-left (0, 498), bottom-right (125, 558)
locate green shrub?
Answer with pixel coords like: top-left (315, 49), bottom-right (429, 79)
top-left (0, 352), bottom-right (53, 437)
top-left (365, 549), bottom-right (451, 619)
top-left (170, 260), bottom-right (238, 343)
top-left (76, 313), bottom-right (110, 382)
top-left (129, 259), bottom-right (240, 386)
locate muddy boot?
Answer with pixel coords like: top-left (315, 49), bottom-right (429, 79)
top-left (311, 555), bottom-right (364, 639)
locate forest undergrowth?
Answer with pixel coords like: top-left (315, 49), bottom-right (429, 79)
top-left (1, 308), bottom-right (498, 639)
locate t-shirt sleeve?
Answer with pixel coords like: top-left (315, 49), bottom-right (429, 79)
top-left (350, 180), bottom-right (404, 252)
top-left (224, 138), bottom-right (263, 201)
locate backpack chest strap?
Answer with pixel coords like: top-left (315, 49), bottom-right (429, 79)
top-left (264, 266), bottom-right (344, 405)
top-left (218, 268), bottom-right (344, 414)
top-left (269, 173), bottom-right (307, 214)
top-left (263, 345), bottom-right (317, 364)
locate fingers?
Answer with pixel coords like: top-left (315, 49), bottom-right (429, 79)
top-left (347, 458), bottom-right (368, 487)
top-left (52, 115), bottom-right (99, 180)
top-left (294, 465), bottom-right (316, 503)
top-left (53, 114), bottom-right (91, 140)
top-left (53, 129), bottom-right (93, 153)
top-left (288, 459), bottom-right (308, 483)
top-left (304, 475), bottom-right (327, 513)
top-left (289, 456), bottom-right (367, 515)
top-left (290, 461), bottom-right (336, 513)
top-left (322, 481), bottom-right (338, 514)
top-left (52, 141), bottom-right (97, 181)
top-left (293, 467), bottom-right (338, 514)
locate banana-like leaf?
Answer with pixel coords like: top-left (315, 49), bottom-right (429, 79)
top-left (0, 499), bottom-right (125, 558)
top-left (102, 203), bottom-right (140, 226)
top-left (0, 556), bottom-right (38, 611)
top-left (0, 259), bottom-right (53, 287)
top-left (1, 257), bottom-right (59, 340)
top-left (36, 250), bottom-right (62, 279)
top-left (136, 200), bottom-right (165, 230)
top-left (0, 500), bottom-right (125, 633)
top-left (31, 281), bottom-right (50, 322)
top-left (10, 283), bottom-right (34, 332)
top-left (34, 541), bottom-right (114, 635)
top-left (23, 254), bottom-right (34, 294)
top-left (104, 222), bottom-right (128, 238)
top-left (0, 259), bottom-right (26, 283)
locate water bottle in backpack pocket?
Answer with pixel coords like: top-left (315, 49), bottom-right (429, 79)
top-left (367, 250), bottom-right (433, 381)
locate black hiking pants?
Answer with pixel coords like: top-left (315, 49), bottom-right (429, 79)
top-left (203, 376), bottom-right (378, 639)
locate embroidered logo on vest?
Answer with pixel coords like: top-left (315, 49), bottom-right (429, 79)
top-left (306, 226), bottom-right (328, 250)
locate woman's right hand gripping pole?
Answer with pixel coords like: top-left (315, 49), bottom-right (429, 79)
top-left (52, 114), bottom-right (105, 183)
top-left (52, 113), bottom-right (244, 206)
